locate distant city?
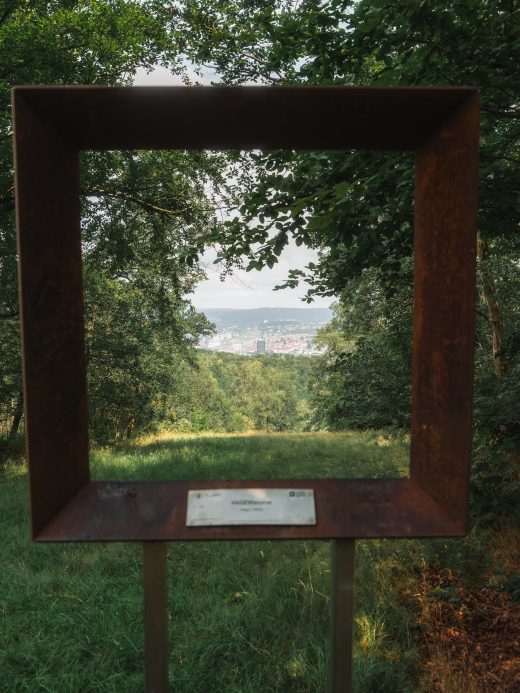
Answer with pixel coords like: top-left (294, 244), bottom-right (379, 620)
top-left (198, 307), bottom-right (333, 357)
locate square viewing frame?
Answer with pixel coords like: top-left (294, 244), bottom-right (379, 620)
top-left (13, 85), bottom-right (479, 542)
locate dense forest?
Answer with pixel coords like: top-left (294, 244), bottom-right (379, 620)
top-left (87, 350), bottom-right (317, 442)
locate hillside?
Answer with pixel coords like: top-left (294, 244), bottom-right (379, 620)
top-left (201, 306), bottom-right (333, 329)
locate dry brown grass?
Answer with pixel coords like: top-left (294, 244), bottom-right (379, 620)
top-left (415, 567), bottom-right (520, 692)
top-left (424, 644), bottom-right (482, 693)
top-left (493, 524), bottom-right (520, 574)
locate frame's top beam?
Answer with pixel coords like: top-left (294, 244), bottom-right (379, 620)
top-left (13, 85), bottom-right (477, 151)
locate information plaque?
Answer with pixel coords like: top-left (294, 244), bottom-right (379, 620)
top-left (186, 488), bottom-right (316, 527)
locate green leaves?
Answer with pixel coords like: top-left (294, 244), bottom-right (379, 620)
top-left (174, 0), bottom-right (520, 311)
top-left (0, 2), bottom-right (229, 444)
top-left (246, 259), bottom-right (263, 272)
top-left (310, 264), bottom-right (414, 431)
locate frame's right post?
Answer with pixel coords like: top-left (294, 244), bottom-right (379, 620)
top-left (330, 538), bottom-right (355, 692)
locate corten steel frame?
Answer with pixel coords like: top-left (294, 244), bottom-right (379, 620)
top-left (13, 86), bottom-right (479, 543)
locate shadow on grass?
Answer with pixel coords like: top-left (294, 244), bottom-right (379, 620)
top-left (91, 431), bottom-right (409, 482)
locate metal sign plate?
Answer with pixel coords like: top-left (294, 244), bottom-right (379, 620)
top-left (186, 488), bottom-right (316, 527)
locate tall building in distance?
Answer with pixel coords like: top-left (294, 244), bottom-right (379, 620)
top-left (197, 307), bottom-right (331, 356)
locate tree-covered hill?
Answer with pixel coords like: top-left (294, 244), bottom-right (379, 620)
top-left (202, 306), bottom-right (332, 328)
top-left (125, 351), bottom-right (318, 441)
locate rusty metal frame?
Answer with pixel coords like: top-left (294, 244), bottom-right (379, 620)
top-left (12, 86), bottom-right (479, 542)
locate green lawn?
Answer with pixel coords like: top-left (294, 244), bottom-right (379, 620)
top-left (91, 430), bottom-right (409, 481)
top-left (0, 431), bottom-right (479, 691)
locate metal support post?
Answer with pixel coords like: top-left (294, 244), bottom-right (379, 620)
top-left (330, 539), bottom-right (355, 693)
top-left (143, 542), bottom-right (168, 693)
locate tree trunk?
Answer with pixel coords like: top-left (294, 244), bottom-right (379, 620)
top-left (8, 391), bottom-right (23, 440)
top-left (126, 416), bottom-right (136, 438)
top-left (477, 237), bottom-right (507, 378)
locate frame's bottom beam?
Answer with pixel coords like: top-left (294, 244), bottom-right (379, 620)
top-left (36, 479), bottom-right (464, 541)
top-left (143, 542), bottom-right (168, 693)
top-left (330, 539), bottom-right (355, 693)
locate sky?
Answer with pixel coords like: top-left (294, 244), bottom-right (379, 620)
top-left (132, 67), bottom-right (333, 311)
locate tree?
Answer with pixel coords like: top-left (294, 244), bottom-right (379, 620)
top-left (175, 2), bottom-right (519, 298)
top-left (79, 146), bottom-right (229, 440)
top-left (213, 356), bottom-right (300, 432)
top-left (311, 264), bottom-right (413, 430)
top-left (201, 351), bottom-right (312, 432)
top-left (173, 0), bottom-right (520, 437)
top-left (0, 1), bottom-right (222, 448)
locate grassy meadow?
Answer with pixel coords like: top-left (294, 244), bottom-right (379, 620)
top-left (91, 430), bottom-right (409, 482)
top-left (0, 431), bottom-right (515, 691)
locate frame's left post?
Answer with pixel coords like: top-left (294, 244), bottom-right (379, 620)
top-left (143, 542), bottom-right (168, 692)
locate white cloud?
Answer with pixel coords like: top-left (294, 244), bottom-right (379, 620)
top-left (191, 240), bottom-right (331, 310)
top-left (133, 65), bottom-right (214, 86)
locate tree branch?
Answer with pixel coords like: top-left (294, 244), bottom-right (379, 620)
top-left (0, 310), bottom-right (18, 320)
top-left (481, 153), bottom-right (520, 165)
top-left (82, 187), bottom-right (183, 217)
top-left (481, 105), bottom-right (520, 119)
top-left (476, 307), bottom-right (491, 323)
top-left (81, 187), bottom-right (229, 215)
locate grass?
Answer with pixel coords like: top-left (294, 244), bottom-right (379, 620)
top-left (0, 431), bottom-right (510, 691)
top-left (91, 429), bottom-right (410, 482)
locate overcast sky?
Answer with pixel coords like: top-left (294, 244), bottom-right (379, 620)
top-left (132, 67), bottom-right (332, 310)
